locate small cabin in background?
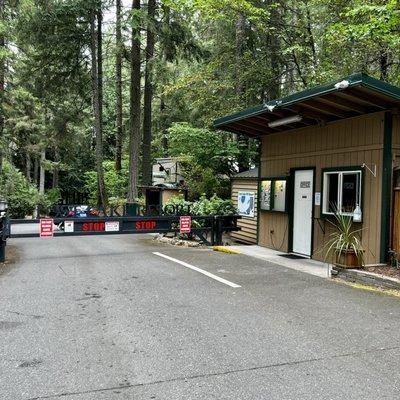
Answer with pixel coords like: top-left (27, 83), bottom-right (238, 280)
top-left (152, 158), bottom-right (185, 186)
top-left (231, 168), bottom-right (258, 244)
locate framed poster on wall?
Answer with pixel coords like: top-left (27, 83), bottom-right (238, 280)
top-left (260, 180), bottom-right (272, 211)
top-left (260, 178), bottom-right (288, 212)
top-left (273, 180), bottom-right (287, 212)
top-left (238, 192), bottom-right (255, 217)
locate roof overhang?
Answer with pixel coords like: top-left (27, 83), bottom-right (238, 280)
top-left (213, 73), bottom-right (400, 137)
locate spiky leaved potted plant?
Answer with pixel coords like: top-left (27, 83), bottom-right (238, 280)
top-left (323, 210), bottom-right (364, 268)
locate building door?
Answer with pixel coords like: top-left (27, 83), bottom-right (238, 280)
top-left (292, 169), bottom-right (314, 256)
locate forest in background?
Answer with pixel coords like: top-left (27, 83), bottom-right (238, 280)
top-left (0, 0), bottom-right (399, 217)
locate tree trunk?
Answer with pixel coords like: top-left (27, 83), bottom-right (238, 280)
top-left (268, 4), bottom-right (281, 99)
top-left (97, 8), bottom-right (103, 128)
top-left (160, 95), bottom-right (168, 156)
top-left (305, 0), bottom-right (317, 70)
top-left (235, 12), bottom-right (249, 173)
top-left (115, 0), bottom-right (123, 172)
top-left (26, 149), bottom-right (31, 182)
top-left (39, 149), bottom-right (45, 195)
top-left (34, 157), bottom-right (39, 185)
top-left (90, 9), bottom-right (107, 209)
top-left (235, 12), bottom-right (245, 99)
top-left (159, 5), bottom-right (170, 157)
top-left (0, 0), bottom-right (5, 172)
top-left (127, 0), bottom-right (141, 202)
top-left (52, 147), bottom-right (59, 188)
top-left (380, 50), bottom-right (388, 81)
top-left (141, 0), bottom-right (156, 186)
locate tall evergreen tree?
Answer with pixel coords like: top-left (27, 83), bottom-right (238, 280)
top-left (127, 0), bottom-right (141, 202)
top-left (141, 0), bottom-right (156, 186)
top-left (90, 4), bottom-right (107, 208)
top-left (115, 0), bottom-right (123, 173)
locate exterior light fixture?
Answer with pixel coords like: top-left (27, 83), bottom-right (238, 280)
top-left (268, 115), bottom-right (302, 128)
top-left (334, 80), bottom-right (350, 90)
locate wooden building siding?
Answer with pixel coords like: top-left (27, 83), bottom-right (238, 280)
top-left (231, 179), bottom-right (258, 243)
top-left (391, 114), bottom-right (400, 253)
top-left (392, 114), bottom-right (400, 164)
top-left (259, 112), bottom-right (385, 264)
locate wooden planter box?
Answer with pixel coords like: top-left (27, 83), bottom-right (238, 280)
top-left (335, 250), bottom-right (363, 269)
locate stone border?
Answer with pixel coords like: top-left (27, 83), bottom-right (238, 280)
top-left (332, 266), bottom-right (400, 290)
top-left (152, 234), bottom-right (204, 248)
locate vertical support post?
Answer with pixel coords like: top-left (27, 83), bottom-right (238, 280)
top-left (0, 216), bottom-right (6, 263)
top-left (210, 216), bottom-right (215, 246)
top-left (215, 216), bottom-right (223, 246)
top-left (0, 237), bottom-right (5, 262)
top-left (380, 111), bottom-right (393, 263)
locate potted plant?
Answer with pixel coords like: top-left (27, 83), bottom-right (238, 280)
top-left (322, 210), bottom-right (364, 268)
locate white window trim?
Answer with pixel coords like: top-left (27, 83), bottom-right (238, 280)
top-left (322, 170), bottom-right (362, 216)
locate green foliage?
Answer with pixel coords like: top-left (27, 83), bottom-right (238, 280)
top-left (166, 122), bottom-right (255, 199)
top-left (191, 195), bottom-right (236, 216)
top-left (181, 161), bottom-right (231, 200)
top-left (164, 194), bottom-right (236, 216)
top-left (0, 162), bottom-right (38, 218)
top-left (44, 187), bottom-right (62, 207)
top-left (85, 159), bottom-right (129, 206)
top-left (163, 194), bottom-right (189, 207)
top-left (168, 122), bottom-right (239, 172)
top-left (325, 0), bottom-right (400, 82)
top-left (4, 0), bottom-right (400, 212)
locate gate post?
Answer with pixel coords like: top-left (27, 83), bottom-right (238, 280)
top-left (214, 216), bottom-right (223, 246)
top-left (211, 217), bottom-right (215, 246)
top-left (0, 216), bottom-right (7, 263)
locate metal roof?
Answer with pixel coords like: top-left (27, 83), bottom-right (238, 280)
top-left (214, 73), bottom-right (400, 136)
top-left (232, 168), bottom-right (259, 179)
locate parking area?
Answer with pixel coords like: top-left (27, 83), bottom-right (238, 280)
top-left (1, 235), bottom-right (400, 399)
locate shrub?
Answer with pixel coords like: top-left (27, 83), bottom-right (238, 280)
top-left (0, 162), bottom-right (39, 218)
top-left (162, 195), bottom-right (191, 215)
top-left (191, 195), bottom-right (236, 216)
top-left (163, 194), bottom-right (236, 216)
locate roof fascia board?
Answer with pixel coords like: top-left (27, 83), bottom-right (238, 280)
top-left (214, 73), bottom-right (400, 129)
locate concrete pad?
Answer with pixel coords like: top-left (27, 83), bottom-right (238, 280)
top-left (228, 245), bottom-right (331, 279)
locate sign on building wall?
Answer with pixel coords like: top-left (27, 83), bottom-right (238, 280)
top-left (238, 192), bottom-right (255, 217)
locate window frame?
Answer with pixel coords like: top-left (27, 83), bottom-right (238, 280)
top-left (321, 167), bottom-right (363, 220)
top-left (259, 176), bottom-right (289, 213)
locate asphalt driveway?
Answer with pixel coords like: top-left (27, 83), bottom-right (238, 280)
top-left (1, 235), bottom-right (399, 399)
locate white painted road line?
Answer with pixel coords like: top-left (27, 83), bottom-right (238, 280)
top-left (153, 252), bottom-right (241, 288)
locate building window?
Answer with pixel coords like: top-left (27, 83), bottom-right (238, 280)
top-left (322, 170), bottom-right (362, 216)
top-left (260, 178), bottom-right (287, 212)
